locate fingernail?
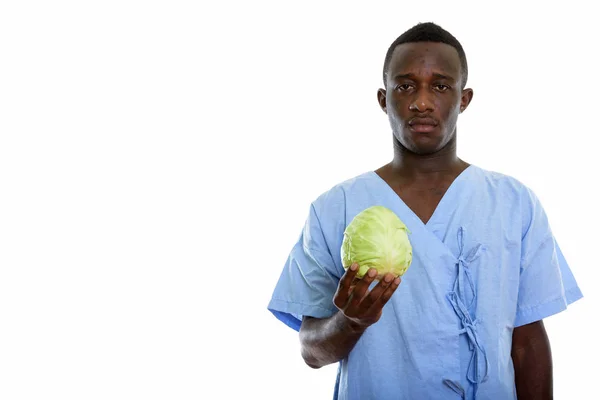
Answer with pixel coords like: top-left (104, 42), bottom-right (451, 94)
top-left (350, 263), bottom-right (358, 271)
top-left (368, 269), bottom-right (377, 278)
top-left (394, 277), bottom-right (401, 285)
top-left (384, 274), bottom-right (392, 283)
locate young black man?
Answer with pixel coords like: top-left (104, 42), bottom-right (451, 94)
top-left (267, 22), bottom-right (582, 400)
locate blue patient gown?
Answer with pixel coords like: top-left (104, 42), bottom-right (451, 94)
top-left (267, 165), bottom-right (583, 400)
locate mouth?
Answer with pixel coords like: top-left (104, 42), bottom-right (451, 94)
top-left (408, 117), bottom-right (438, 133)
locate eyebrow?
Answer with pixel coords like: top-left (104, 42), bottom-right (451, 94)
top-left (392, 72), bottom-right (456, 81)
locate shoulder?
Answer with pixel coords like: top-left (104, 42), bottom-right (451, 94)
top-left (470, 165), bottom-right (538, 203)
top-left (303, 171), bottom-right (379, 250)
top-left (470, 165), bottom-right (529, 192)
top-left (469, 165), bottom-right (546, 231)
top-left (310, 171), bottom-right (375, 217)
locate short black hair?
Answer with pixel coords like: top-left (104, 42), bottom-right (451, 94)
top-left (382, 22), bottom-right (468, 88)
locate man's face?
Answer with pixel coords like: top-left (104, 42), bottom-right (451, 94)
top-left (378, 42), bottom-right (473, 155)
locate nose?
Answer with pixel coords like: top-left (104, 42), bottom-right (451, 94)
top-left (409, 89), bottom-right (434, 113)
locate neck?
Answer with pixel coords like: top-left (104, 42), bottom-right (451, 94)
top-left (390, 134), bottom-right (466, 178)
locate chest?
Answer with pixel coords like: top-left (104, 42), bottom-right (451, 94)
top-left (396, 184), bottom-right (451, 225)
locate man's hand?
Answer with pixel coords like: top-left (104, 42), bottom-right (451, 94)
top-left (299, 263), bottom-right (402, 368)
top-left (333, 263), bottom-right (402, 331)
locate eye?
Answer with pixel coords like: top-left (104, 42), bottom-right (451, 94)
top-left (395, 84), bottom-right (413, 92)
top-left (435, 84), bottom-right (450, 92)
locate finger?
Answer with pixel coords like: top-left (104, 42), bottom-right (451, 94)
top-left (347, 275), bottom-right (363, 296)
top-left (347, 268), bottom-right (377, 311)
top-left (334, 263), bottom-right (359, 309)
top-left (369, 276), bottom-right (401, 312)
top-left (360, 273), bottom-right (395, 311)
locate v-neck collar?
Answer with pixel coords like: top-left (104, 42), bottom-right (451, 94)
top-left (368, 164), bottom-right (476, 230)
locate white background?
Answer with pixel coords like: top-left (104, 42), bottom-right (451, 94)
top-left (0, 1), bottom-right (596, 399)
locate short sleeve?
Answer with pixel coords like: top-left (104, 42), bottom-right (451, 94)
top-left (514, 188), bottom-right (583, 327)
top-left (267, 203), bottom-right (342, 332)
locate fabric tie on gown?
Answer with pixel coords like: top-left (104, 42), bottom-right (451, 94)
top-left (444, 227), bottom-right (489, 399)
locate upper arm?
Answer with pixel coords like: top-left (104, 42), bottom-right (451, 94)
top-left (267, 202), bottom-right (343, 331)
top-left (299, 315), bottom-right (318, 336)
top-left (511, 319), bottom-right (553, 398)
top-left (514, 187), bottom-right (582, 327)
top-left (512, 320), bottom-right (549, 352)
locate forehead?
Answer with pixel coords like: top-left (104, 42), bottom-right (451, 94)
top-left (387, 42), bottom-right (461, 81)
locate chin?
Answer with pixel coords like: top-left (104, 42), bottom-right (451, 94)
top-left (410, 144), bottom-right (443, 155)
top-left (399, 133), bottom-right (445, 155)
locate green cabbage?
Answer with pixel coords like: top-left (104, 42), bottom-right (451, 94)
top-left (341, 205), bottom-right (413, 280)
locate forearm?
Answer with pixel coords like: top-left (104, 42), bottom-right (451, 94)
top-left (299, 312), bottom-right (366, 369)
top-left (511, 321), bottom-right (553, 400)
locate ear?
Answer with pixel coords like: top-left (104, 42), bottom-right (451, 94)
top-left (377, 88), bottom-right (387, 114)
top-left (459, 88), bottom-right (474, 113)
